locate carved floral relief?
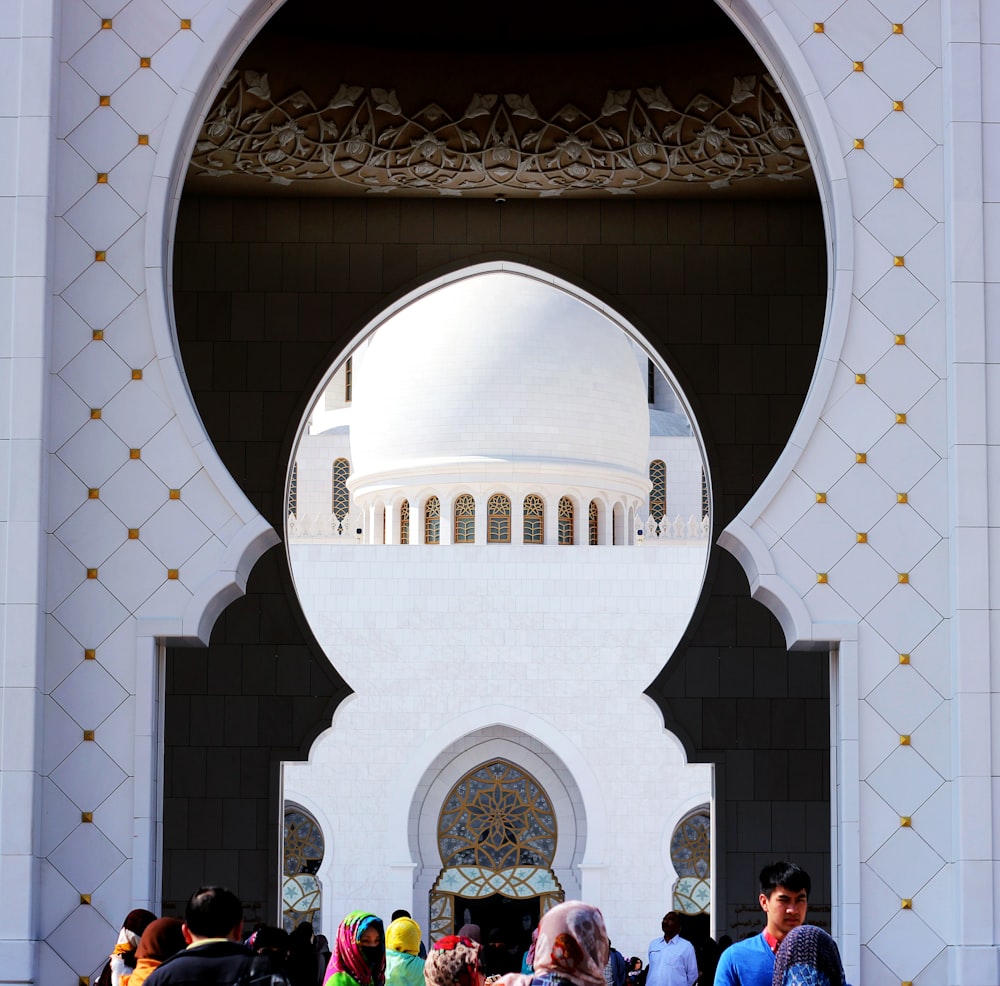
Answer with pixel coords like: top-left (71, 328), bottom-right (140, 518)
top-left (189, 70), bottom-right (811, 195)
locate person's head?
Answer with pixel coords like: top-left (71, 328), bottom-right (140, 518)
top-left (457, 924), bottom-right (482, 944)
top-left (660, 912), bottom-right (681, 942)
top-left (531, 901), bottom-right (609, 986)
top-left (424, 935), bottom-right (484, 986)
top-left (122, 909), bottom-right (158, 936)
top-left (254, 926), bottom-right (289, 957)
top-left (134, 917), bottom-right (185, 962)
top-left (392, 909), bottom-right (412, 922)
top-left (772, 925), bottom-right (845, 986)
top-left (330, 911), bottom-right (386, 986)
top-left (758, 862), bottom-right (810, 943)
top-left (387, 916), bottom-right (422, 956)
top-left (183, 886), bottom-right (244, 942)
top-left (629, 957), bottom-right (642, 972)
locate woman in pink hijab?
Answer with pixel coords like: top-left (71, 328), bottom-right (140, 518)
top-left (498, 902), bottom-right (609, 986)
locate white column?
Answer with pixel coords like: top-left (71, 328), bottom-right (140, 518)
top-left (1, 4), bottom-right (56, 982)
top-left (511, 494), bottom-right (523, 545)
top-left (439, 494), bottom-right (454, 545)
top-left (543, 496), bottom-right (559, 545)
top-left (943, 2), bottom-right (998, 981)
top-left (474, 493), bottom-right (487, 545)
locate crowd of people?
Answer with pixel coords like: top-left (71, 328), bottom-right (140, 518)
top-left (95, 862), bottom-right (847, 986)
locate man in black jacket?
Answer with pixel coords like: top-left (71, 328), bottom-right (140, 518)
top-left (145, 886), bottom-right (256, 985)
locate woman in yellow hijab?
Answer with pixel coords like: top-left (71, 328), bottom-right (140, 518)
top-left (386, 916), bottom-right (426, 986)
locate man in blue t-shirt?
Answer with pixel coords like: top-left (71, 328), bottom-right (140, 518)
top-left (714, 861), bottom-right (810, 986)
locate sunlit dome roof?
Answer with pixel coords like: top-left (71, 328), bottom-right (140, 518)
top-left (348, 271), bottom-right (650, 498)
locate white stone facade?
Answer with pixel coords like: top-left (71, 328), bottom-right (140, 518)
top-left (284, 543), bottom-right (712, 962)
top-left (2, 2), bottom-right (1000, 985)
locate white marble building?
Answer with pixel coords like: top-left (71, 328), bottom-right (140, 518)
top-left (3, 2), bottom-right (1000, 985)
top-left (283, 269), bottom-right (712, 957)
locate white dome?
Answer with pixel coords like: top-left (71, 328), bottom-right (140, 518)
top-left (349, 271), bottom-right (650, 498)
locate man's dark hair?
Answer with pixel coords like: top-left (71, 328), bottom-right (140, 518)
top-left (759, 861), bottom-right (810, 897)
top-left (391, 909), bottom-right (411, 921)
top-left (185, 885), bottom-right (244, 937)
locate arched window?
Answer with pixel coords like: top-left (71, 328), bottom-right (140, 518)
top-left (332, 458), bottom-right (350, 535)
top-left (425, 496), bottom-right (441, 544)
top-left (288, 462), bottom-right (298, 518)
top-left (283, 806), bottom-right (324, 932)
top-left (454, 494), bottom-right (475, 543)
top-left (488, 494), bottom-right (511, 543)
top-left (523, 494), bottom-right (544, 543)
top-left (649, 460), bottom-right (666, 524)
top-left (400, 499), bottom-right (410, 544)
top-left (701, 467), bottom-right (709, 521)
top-left (670, 807), bottom-right (710, 915)
top-left (589, 500), bottom-right (598, 545)
top-left (558, 496), bottom-right (573, 545)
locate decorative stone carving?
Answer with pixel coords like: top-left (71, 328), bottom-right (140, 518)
top-left (189, 71), bottom-right (811, 195)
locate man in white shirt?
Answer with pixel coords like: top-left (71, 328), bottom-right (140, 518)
top-left (646, 911), bottom-right (698, 986)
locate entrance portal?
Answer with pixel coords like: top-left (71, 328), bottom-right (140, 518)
top-left (428, 760), bottom-right (564, 947)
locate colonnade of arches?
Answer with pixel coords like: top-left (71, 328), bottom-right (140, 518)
top-left (361, 491), bottom-right (635, 546)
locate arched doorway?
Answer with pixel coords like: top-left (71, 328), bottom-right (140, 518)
top-left (429, 759), bottom-right (564, 956)
top-left (164, 0), bottom-right (836, 952)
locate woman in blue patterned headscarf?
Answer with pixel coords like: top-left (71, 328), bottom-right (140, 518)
top-left (771, 925), bottom-right (846, 986)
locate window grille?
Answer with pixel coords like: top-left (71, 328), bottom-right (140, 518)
top-left (523, 493), bottom-right (544, 543)
top-left (288, 462), bottom-right (297, 518)
top-left (454, 494), bottom-right (475, 543)
top-left (400, 499), bottom-right (409, 544)
top-left (488, 493), bottom-right (511, 543)
top-left (425, 496), bottom-right (441, 544)
top-left (558, 496), bottom-right (573, 545)
top-left (589, 500), bottom-right (598, 545)
top-left (332, 458), bottom-right (350, 534)
top-left (650, 460), bottom-right (667, 526)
